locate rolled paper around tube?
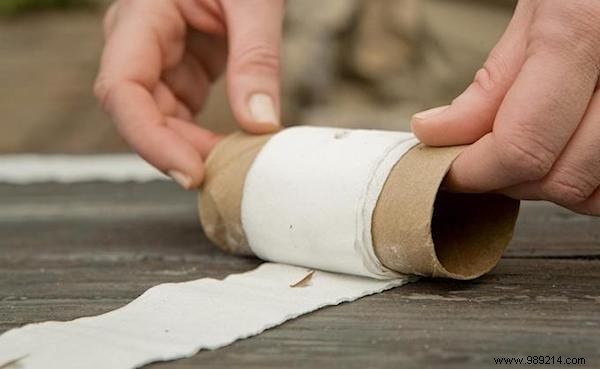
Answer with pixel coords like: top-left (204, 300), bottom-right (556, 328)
top-left (198, 126), bottom-right (520, 280)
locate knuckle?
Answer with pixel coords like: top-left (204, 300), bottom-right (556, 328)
top-left (93, 78), bottom-right (117, 112)
top-left (544, 175), bottom-right (594, 205)
top-left (578, 197), bottom-right (600, 216)
top-left (496, 135), bottom-right (557, 181)
top-left (93, 78), bottom-right (109, 103)
top-left (231, 43), bottom-right (281, 76)
top-left (477, 53), bottom-right (511, 93)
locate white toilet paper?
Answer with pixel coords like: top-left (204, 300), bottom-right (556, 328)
top-left (0, 263), bottom-right (411, 369)
top-left (242, 126), bottom-right (419, 278)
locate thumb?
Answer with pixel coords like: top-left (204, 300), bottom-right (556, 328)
top-left (411, 3), bottom-right (532, 146)
top-left (222, 0), bottom-right (284, 133)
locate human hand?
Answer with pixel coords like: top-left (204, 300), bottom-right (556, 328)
top-left (411, 0), bottom-right (600, 215)
top-left (95, 0), bottom-right (283, 189)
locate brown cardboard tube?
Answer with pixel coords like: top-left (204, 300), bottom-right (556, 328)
top-left (372, 144), bottom-right (520, 280)
top-left (199, 132), bottom-right (273, 255)
top-left (198, 131), bottom-right (519, 280)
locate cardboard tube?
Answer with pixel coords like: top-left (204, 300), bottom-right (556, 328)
top-left (372, 144), bottom-right (520, 279)
top-left (199, 132), bottom-right (273, 255)
top-left (199, 131), bottom-right (519, 279)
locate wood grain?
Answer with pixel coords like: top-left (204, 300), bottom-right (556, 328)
top-left (0, 182), bottom-right (599, 368)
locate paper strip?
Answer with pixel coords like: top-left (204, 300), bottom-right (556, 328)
top-left (0, 155), bottom-right (167, 184)
top-left (0, 263), bottom-right (411, 369)
top-left (242, 126), bottom-right (419, 278)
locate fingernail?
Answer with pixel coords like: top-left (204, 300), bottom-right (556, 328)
top-left (412, 105), bottom-right (450, 121)
top-left (168, 170), bottom-right (192, 190)
top-left (249, 93), bottom-right (279, 126)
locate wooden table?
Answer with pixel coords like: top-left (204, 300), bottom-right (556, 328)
top-left (1, 182), bottom-right (599, 368)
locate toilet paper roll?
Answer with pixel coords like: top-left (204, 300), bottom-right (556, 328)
top-left (0, 127), bottom-right (520, 369)
top-left (199, 126), bottom-right (519, 280)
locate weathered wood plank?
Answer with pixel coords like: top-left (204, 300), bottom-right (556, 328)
top-left (0, 182), bottom-right (599, 368)
top-left (2, 257), bottom-right (599, 364)
top-left (508, 201), bottom-right (600, 258)
top-left (1, 259), bottom-right (598, 368)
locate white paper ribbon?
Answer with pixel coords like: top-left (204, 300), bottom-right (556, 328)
top-left (0, 264), bottom-right (411, 369)
top-left (242, 126), bottom-right (419, 278)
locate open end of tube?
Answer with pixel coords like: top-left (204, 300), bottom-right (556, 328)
top-left (431, 191), bottom-right (518, 279)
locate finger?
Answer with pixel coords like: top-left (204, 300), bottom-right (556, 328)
top-left (153, 83), bottom-right (218, 158)
top-left (104, 81), bottom-right (206, 189)
top-left (152, 82), bottom-right (194, 120)
top-left (174, 100), bottom-right (194, 121)
top-left (152, 83), bottom-right (218, 158)
top-left (570, 188), bottom-right (600, 216)
top-left (411, 1), bottom-right (535, 146)
top-left (501, 90), bottom-right (600, 210)
top-left (162, 53), bottom-right (212, 114)
top-left (153, 82), bottom-right (179, 117)
top-left (165, 117), bottom-right (222, 160)
top-left (221, 0), bottom-right (284, 132)
top-left (444, 38), bottom-right (599, 193)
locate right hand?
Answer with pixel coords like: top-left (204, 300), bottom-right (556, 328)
top-left (95, 0), bottom-right (284, 189)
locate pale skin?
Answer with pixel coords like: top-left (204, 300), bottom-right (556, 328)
top-left (96, 0), bottom-right (600, 216)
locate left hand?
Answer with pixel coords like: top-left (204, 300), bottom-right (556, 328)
top-left (411, 0), bottom-right (600, 215)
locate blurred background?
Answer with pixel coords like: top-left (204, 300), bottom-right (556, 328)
top-left (0, 0), bottom-right (515, 154)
